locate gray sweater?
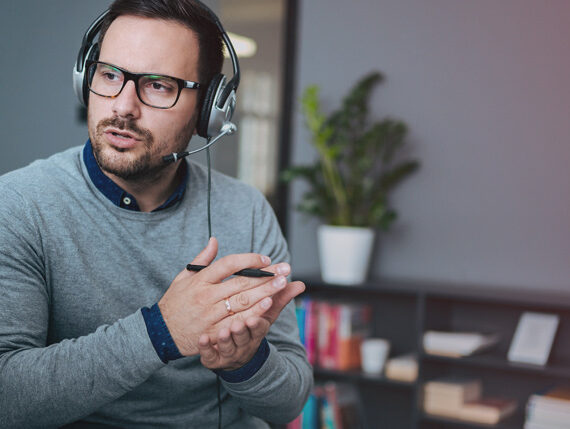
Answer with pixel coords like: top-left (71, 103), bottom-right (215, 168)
top-left (0, 146), bottom-right (312, 428)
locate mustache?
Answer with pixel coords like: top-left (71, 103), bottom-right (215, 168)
top-left (97, 117), bottom-right (153, 142)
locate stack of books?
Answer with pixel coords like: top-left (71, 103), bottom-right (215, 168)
top-left (423, 376), bottom-right (517, 424)
top-left (296, 298), bottom-right (371, 370)
top-left (525, 386), bottom-right (570, 428)
top-left (384, 353), bottom-right (418, 382)
top-left (423, 330), bottom-right (501, 357)
top-left (423, 376), bottom-right (483, 418)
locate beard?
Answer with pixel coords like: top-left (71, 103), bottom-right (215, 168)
top-left (89, 115), bottom-right (195, 182)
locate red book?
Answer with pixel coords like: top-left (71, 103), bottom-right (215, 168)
top-left (304, 299), bottom-right (318, 365)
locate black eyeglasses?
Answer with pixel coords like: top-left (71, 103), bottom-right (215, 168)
top-left (87, 61), bottom-right (202, 109)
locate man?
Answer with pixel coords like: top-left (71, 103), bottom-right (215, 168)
top-left (0, 1), bottom-right (313, 427)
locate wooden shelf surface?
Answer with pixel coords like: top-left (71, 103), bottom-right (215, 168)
top-left (421, 351), bottom-right (570, 378)
top-left (313, 367), bottom-right (415, 388)
top-left (420, 412), bottom-right (523, 429)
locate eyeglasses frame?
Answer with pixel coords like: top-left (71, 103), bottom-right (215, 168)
top-left (87, 60), bottom-right (202, 109)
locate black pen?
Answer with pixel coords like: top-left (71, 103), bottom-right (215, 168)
top-left (186, 264), bottom-right (275, 278)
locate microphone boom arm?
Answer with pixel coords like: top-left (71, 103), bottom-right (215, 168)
top-left (162, 122), bottom-right (237, 164)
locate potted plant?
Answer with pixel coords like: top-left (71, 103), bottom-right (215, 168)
top-left (283, 71), bottom-right (420, 284)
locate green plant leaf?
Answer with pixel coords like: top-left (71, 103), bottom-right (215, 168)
top-left (286, 70), bottom-right (420, 231)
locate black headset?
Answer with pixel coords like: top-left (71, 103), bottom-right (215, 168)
top-left (72, 1), bottom-right (240, 140)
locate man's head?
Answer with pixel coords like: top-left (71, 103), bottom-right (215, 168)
top-left (99, 0), bottom-right (224, 107)
top-left (87, 0), bottom-right (224, 183)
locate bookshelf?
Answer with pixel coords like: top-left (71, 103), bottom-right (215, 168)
top-left (297, 276), bottom-right (570, 429)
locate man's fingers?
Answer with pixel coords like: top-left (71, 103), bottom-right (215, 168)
top-left (189, 237), bottom-right (219, 267)
top-left (212, 275), bottom-right (287, 319)
top-left (198, 334), bottom-right (219, 366)
top-left (217, 328), bottom-right (237, 357)
top-left (262, 281), bottom-right (306, 324)
top-left (245, 316), bottom-right (270, 340)
top-left (207, 261), bottom-right (290, 307)
top-left (231, 296), bottom-right (273, 322)
top-left (230, 320), bottom-right (252, 348)
top-left (199, 253), bottom-right (272, 284)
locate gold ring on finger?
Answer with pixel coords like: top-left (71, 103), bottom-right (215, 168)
top-left (224, 298), bottom-right (234, 315)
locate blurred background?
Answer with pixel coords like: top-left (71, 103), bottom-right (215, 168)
top-left (1, 0), bottom-right (570, 292)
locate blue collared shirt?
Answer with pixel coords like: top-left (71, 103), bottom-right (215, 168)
top-left (83, 140), bottom-right (269, 380)
top-left (83, 140), bottom-right (187, 211)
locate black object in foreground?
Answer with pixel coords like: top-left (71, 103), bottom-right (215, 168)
top-left (186, 264), bottom-right (275, 278)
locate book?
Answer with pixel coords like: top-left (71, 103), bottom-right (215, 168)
top-left (508, 312), bottom-right (559, 365)
top-left (525, 386), bottom-right (570, 427)
top-left (316, 301), bottom-right (371, 370)
top-left (337, 303), bottom-right (370, 370)
top-left (526, 407), bottom-right (570, 428)
top-left (317, 301), bottom-right (336, 369)
top-left (301, 392), bottom-right (318, 429)
top-left (458, 398), bottom-right (518, 424)
top-left (320, 382), bottom-right (364, 429)
top-left (423, 377), bottom-right (483, 416)
top-left (423, 376), bottom-right (483, 402)
top-left (524, 421), bottom-right (570, 429)
top-left (296, 298), bottom-right (319, 365)
top-left (528, 386), bottom-right (570, 408)
top-left (423, 330), bottom-right (500, 357)
top-left (384, 353), bottom-right (418, 382)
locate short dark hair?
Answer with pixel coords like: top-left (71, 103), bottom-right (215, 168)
top-left (99, 0), bottom-right (224, 108)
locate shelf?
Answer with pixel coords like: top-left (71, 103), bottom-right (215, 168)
top-left (298, 277), bottom-right (570, 429)
top-left (421, 352), bottom-right (570, 378)
top-left (299, 276), bottom-right (570, 310)
top-left (299, 279), bottom-right (418, 299)
top-left (313, 367), bottom-right (415, 389)
top-left (420, 412), bottom-right (523, 429)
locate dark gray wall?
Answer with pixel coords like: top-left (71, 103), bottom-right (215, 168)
top-left (288, 0), bottom-right (570, 291)
top-left (1, 1), bottom-right (112, 174)
top-left (3, 1), bottom-right (570, 292)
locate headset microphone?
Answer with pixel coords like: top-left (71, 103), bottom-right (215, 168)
top-left (162, 121), bottom-right (237, 164)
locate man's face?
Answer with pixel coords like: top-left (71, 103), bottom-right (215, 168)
top-left (87, 16), bottom-right (201, 181)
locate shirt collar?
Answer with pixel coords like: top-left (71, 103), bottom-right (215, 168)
top-left (83, 140), bottom-right (188, 212)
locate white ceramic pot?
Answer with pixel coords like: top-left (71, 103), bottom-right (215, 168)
top-left (317, 225), bottom-right (375, 285)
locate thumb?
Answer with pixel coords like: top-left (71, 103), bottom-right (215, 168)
top-left (191, 237), bottom-right (219, 266)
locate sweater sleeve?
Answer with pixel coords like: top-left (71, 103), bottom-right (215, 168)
top-left (219, 194), bottom-right (314, 424)
top-left (0, 188), bottom-right (164, 429)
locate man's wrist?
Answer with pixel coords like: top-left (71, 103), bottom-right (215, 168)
top-left (141, 303), bottom-right (183, 363)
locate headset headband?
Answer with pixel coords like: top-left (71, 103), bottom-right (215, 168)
top-left (74, 1), bottom-right (240, 115)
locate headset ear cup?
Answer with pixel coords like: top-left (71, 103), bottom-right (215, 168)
top-left (82, 43), bottom-right (100, 106)
top-left (197, 73), bottom-right (224, 138)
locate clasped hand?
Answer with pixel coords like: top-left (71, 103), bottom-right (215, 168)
top-left (158, 237), bottom-right (305, 371)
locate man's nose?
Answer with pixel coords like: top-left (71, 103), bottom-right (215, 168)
top-left (111, 80), bottom-right (141, 119)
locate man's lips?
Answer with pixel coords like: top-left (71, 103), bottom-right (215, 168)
top-left (104, 128), bottom-right (142, 148)
top-left (105, 127), bottom-right (141, 140)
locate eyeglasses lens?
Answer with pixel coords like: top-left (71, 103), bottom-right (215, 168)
top-left (88, 62), bottom-right (180, 108)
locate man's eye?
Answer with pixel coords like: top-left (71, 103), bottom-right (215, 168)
top-left (141, 76), bottom-right (176, 94)
top-left (102, 72), bottom-right (121, 81)
top-left (98, 69), bottom-right (122, 82)
top-left (146, 78), bottom-right (175, 93)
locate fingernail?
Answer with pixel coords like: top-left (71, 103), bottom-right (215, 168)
top-left (273, 276), bottom-right (286, 289)
top-left (277, 264), bottom-right (290, 275)
top-left (261, 297), bottom-right (272, 309)
top-left (261, 255), bottom-right (271, 265)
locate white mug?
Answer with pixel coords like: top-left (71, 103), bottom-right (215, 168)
top-left (361, 338), bottom-right (391, 375)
